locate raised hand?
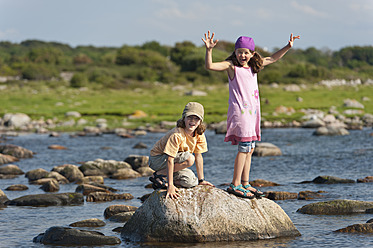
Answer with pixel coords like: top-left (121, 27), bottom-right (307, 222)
top-left (288, 33), bottom-right (300, 47)
top-left (202, 30), bottom-right (219, 49)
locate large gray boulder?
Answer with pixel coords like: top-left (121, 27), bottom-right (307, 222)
top-left (33, 226), bottom-right (120, 246)
top-left (121, 186), bottom-right (300, 243)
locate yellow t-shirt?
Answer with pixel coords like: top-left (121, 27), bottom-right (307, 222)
top-left (150, 127), bottom-right (208, 157)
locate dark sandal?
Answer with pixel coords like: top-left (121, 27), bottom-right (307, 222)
top-left (149, 172), bottom-right (168, 190)
top-left (243, 184), bottom-right (264, 198)
top-left (227, 183), bottom-right (255, 199)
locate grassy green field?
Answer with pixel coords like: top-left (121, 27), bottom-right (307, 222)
top-left (1, 81), bottom-right (372, 131)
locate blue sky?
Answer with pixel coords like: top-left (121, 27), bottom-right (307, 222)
top-left (0, 0), bottom-right (372, 51)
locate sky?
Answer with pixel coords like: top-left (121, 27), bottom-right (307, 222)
top-left (0, 0), bottom-right (372, 52)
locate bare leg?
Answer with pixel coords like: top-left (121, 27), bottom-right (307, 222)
top-left (241, 148), bottom-right (254, 185)
top-left (228, 151), bottom-right (254, 198)
top-left (232, 151), bottom-right (247, 186)
top-left (241, 148), bottom-right (263, 195)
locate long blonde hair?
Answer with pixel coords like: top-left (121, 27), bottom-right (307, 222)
top-left (226, 51), bottom-right (263, 73)
top-left (176, 117), bottom-right (206, 135)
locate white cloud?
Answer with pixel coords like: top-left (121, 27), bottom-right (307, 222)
top-left (0, 28), bottom-right (19, 39)
top-left (291, 1), bottom-right (328, 18)
top-left (349, 1), bottom-right (373, 12)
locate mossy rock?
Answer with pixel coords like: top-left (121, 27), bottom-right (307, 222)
top-left (297, 199), bottom-right (373, 215)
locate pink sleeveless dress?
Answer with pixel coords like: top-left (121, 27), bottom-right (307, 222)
top-left (224, 66), bottom-right (261, 145)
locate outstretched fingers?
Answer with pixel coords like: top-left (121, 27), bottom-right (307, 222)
top-left (290, 33), bottom-right (301, 41)
top-left (289, 33), bottom-right (300, 47)
top-left (202, 30), bottom-right (219, 48)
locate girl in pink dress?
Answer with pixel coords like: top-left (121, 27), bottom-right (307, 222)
top-left (202, 31), bottom-right (300, 198)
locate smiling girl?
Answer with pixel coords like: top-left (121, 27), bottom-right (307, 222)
top-left (202, 31), bottom-right (300, 199)
top-left (149, 102), bottom-right (213, 199)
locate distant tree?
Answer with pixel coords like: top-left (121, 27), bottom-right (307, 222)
top-left (28, 47), bottom-right (67, 65)
top-left (70, 73), bottom-right (88, 88)
top-left (333, 46), bottom-right (373, 68)
top-left (141, 41), bottom-right (170, 56)
top-left (73, 53), bottom-right (93, 65)
top-left (170, 41), bottom-right (196, 65)
top-left (21, 63), bottom-right (58, 80)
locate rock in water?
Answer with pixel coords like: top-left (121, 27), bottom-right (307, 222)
top-left (33, 226), bottom-right (120, 245)
top-left (121, 186), bottom-right (300, 243)
top-left (297, 199), bottom-right (373, 215)
top-left (253, 142), bottom-right (282, 157)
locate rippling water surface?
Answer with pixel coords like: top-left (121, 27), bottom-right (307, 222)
top-left (1, 128), bottom-right (372, 248)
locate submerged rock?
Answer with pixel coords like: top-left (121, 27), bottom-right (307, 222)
top-left (5, 184), bottom-right (29, 191)
top-left (121, 186), bottom-right (300, 243)
top-left (86, 192), bottom-right (134, 202)
top-left (5, 193), bottom-right (84, 207)
top-left (265, 191), bottom-right (298, 200)
top-left (357, 176), bottom-right (373, 183)
top-left (69, 218), bottom-right (106, 227)
top-left (250, 179), bottom-right (281, 187)
top-left (297, 191), bottom-right (325, 200)
top-left (312, 176), bottom-right (355, 184)
top-left (104, 205), bottom-right (139, 219)
top-left (0, 144), bottom-right (33, 159)
top-left (335, 223), bottom-right (373, 234)
top-left (297, 199), bottom-right (373, 215)
top-left (33, 226), bottom-right (120, 246)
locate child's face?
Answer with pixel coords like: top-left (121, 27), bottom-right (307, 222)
top-left (235, 48), bottom-right (254, 67)
top-left (184, 115), bottom-right (201, 134)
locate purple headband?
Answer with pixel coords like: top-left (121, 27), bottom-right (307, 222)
top-left (235, 36), bottom-right (255, 51)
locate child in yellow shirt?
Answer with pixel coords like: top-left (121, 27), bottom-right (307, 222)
top-left (149, 102), bottom-right (214, 199)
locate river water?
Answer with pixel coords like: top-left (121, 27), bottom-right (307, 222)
top-left (0, 128), bottom-right (372, 248)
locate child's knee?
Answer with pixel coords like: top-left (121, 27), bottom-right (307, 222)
top-left (186, 154), bottom-right (195, 167)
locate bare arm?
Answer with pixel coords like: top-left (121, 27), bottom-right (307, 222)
top-left (195, 153), bottom-right (214, 187)
top-left (166, 156), bottom-right (180, 199)
top-left (202, 31), bottom-right (232, 72)
top-left (263, 33), bottom-right (300, 67)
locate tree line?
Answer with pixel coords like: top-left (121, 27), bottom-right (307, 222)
top-left (0, 39), bottom-right (372, 88)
